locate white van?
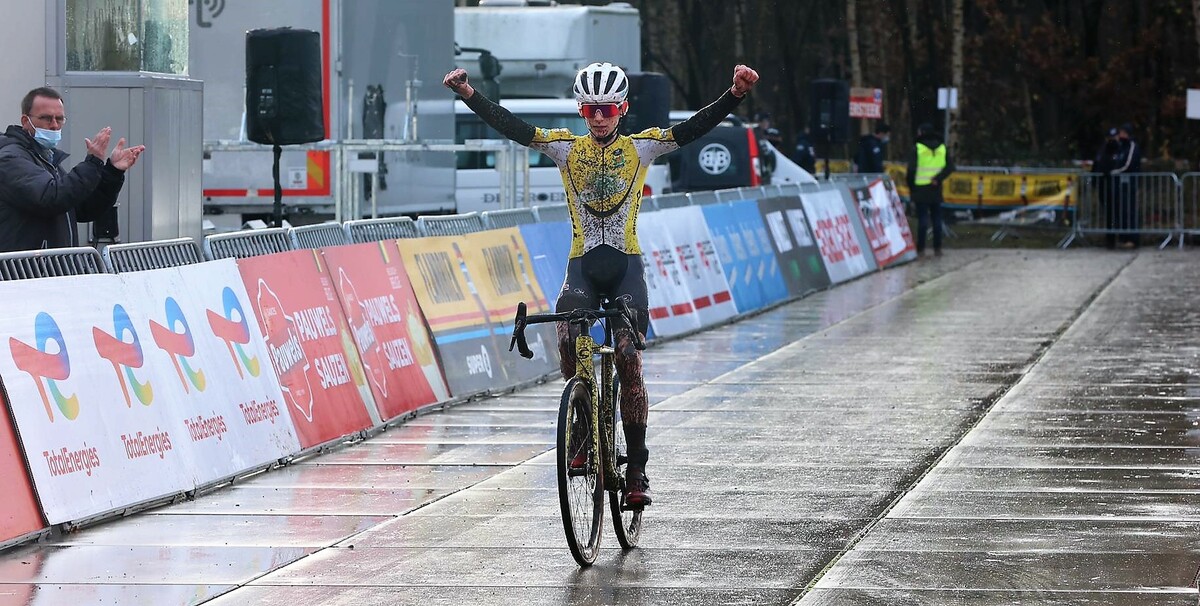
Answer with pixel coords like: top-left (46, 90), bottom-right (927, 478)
top-left (454, 98), bottom-right (671, 213)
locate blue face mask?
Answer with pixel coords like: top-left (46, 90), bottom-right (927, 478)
top-left (24, 116), bottom-right (62, 149)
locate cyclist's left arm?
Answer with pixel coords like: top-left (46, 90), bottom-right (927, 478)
top-left (665, 64), bottom-right (758, 148)
top-left (462, 91), bottom-right (538, 147)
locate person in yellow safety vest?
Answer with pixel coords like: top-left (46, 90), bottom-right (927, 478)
top-left (905, 122), bottom-right (955, 257)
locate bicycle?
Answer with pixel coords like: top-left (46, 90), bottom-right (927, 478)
top-left (510, 300), bottom-right (647, 566)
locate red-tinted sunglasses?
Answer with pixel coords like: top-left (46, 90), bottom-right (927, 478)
top-left (579, 103), bottom-right (623, 118)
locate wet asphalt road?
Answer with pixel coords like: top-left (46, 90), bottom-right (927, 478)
top-left (2, 249), bottom-right (1199, 606)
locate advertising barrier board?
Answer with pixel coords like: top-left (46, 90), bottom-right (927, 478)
top-left (0, 386), bottom-right (44, 543)
top-left (638, 212), bottom-right (702, 337)
top-left (700, 199), bottom-right (792, 312)
top-left (756, 196), bottom-right (833, 297)
top-left (128, 261), bottom-right (301, 487)
top-left (457, 228), bottom-right (559, 383)
top-left (321, 242), bottom-right (450, 419)
top-left (235, 250), bottom-right (380, 447)
top-left (0, 265), bottom-right (301, 524)
top-left (656, 206), bottom-right (738, 326)
top-left (395, 236), bottom-right (516, 396)
top-left (799, 188), bottom-right (874, 283)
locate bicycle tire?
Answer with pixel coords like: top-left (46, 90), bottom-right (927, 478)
top-left (557, 377), bottom-right (604, 566)
top-left (608, 374), bottom-right (643, 548)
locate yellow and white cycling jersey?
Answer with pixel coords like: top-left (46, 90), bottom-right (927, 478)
top-left (530, 127), bottom-right (678, 258)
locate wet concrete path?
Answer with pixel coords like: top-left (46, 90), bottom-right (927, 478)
top-left (2, 249), bottom-right (1198, 606)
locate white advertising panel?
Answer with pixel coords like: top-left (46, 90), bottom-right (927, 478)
top-left (658, 206), bottom-right (738, 326)
top-left (0, 275), bottom-right (193, 523)
top-left (638, 212), bottom-right (701, 337)
top-left (128, 260), bottom-right (302, 484)
top-left (799, 188), bottom-right (873, 283)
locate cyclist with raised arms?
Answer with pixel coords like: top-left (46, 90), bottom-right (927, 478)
top-left (444, 62), bottom-right (759, 508)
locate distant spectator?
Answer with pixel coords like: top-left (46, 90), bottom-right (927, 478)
top-left (853, 121), bottom-right (890, 173)
top-left (792, 129), bottom-right (817, 174)
top-left (1111, 122), bottom-right (1141, 249)
top-left (906, 122), bottom-right (954, 257)
top-left (1093, 127), bottom-right (1120, 249)
top-left (753, 112), bottom-right (780, 179)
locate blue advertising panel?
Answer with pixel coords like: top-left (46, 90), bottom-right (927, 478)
top-left (702, 199), bottom-right (790, 312)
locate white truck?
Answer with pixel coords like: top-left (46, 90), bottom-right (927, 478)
top-left (452, 1), bottom-right (671, 213)
top-left (191, 0), bottom-right (459, 229)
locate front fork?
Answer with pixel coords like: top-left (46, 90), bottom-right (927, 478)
top-left (577, 336), bottom-right (620, 490)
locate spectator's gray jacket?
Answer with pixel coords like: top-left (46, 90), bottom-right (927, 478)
top-left (0, 125), bottom-right (124, 252)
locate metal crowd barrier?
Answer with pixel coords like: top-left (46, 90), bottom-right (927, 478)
top-left (203, 227), bottom-right (294, 260)
top-left (1063, 172), bottom-right (1180, 249)
top-left (290, 222), bottom-right (349, 250)
top-left (0, 247), bottom-right (107, 281)
top-left (343, 217), bottom-right (421, 243)
top-left (533, 203), bottom-right (570, 224)
top-left (684, 191), bottom-right (717, 206)
top-left (481, 208), bottom-right (537, 229)
top-left (1181, 173), bottom-right (1200, 243)
top-left (713, 188), bottom-right (748, 203)
top-left (416, 212), bottom-right (486, 236)
top-left (102, 238), bottom-right (203, 272)
top-left (654, 193), bottom-right (690, 209)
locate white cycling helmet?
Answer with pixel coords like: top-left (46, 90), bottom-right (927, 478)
top-left (573, 62), bottom-right (629, 105)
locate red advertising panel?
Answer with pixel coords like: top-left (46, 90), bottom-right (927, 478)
top-left (321, 242), bottom-right (449, 420)
top-left (236, 250), bottom-right (378, 448)
top-left (0, 386), bottom-right (44, 543)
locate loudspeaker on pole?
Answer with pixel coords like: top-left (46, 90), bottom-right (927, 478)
top-left (245, 28), bottom-right (325, 146)
top-left (809, 79), bottom-right (850, 145)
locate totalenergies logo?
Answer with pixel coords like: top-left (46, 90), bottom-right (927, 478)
top-left (206, 286), bottom-right (262, 379)
top-left (149, 297), bottom-right (207, 393)
top-left (9, 312), bottom-right (79, 422)
top-left (92, 304), bottom-right (154, 408)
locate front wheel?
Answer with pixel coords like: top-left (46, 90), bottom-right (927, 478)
top-left (557, 377), bottom-right (604, 566)
top-left (608, 374), bottom-right (643, 549)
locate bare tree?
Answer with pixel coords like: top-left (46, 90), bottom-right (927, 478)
top-left (948, 0), bottom-right (964, 156)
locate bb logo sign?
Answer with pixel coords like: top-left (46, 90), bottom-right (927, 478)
top-left (698, 143), bottom-right (732, 175)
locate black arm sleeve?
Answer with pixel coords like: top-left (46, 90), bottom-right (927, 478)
top-left (669, 89), bottom-right (746, 147)
top-left (462, 91), bottom-right (537, 147)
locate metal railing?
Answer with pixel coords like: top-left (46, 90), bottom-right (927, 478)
top-left (343, 217), bottom-right (421, 243)
top-left (533, 203), bottom-right (570, 224)
top-left (481, 208), bottom-right (537, 229)
top-left (102, 238), bottom-right (203, 272)
top-left (1062, 173), bottom-right (1180, 249)
top-left (654, 193), bottom-right (690, 209)
top-left (290, 222), bottom-right (349, 250)
top-left (204, 227), bottom-right (294, 260)
top-left (416, 212), bottom-right (486, 236)
top-left (0, 247), bottom-right (107, 281)
top-left (203, 139), bottom-right (530, 221)
top-left (1180, 173), bottom-right (1200, 243)
top-left (712, 188), bottom-right (747, 203)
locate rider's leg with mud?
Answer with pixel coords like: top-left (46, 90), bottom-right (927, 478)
top-left (616, 328), bottom-right (651, 506)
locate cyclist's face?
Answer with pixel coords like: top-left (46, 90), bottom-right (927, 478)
top-left (582, 102), bottom-right (625, 139)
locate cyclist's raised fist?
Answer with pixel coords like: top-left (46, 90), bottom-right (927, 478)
top-left (731, 65), bottom-right (759, 98)
top-left (443, 68), bottom-right (475, 98)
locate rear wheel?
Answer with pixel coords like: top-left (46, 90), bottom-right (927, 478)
top-left (608, 375), bottom-right (643, 548)
top-left (557, 377), bottom-right (604, 566)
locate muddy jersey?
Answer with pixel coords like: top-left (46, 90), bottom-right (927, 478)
top-left (529, 128), bottom-right (677, 257)
top-left (461, 87), bottom-right (745, 259)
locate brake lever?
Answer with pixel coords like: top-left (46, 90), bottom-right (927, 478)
top-left (510, 302), bottom-right (534, 358)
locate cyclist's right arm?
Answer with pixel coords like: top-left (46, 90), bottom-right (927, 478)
top-left (445, 68), bottom-right (536, 146)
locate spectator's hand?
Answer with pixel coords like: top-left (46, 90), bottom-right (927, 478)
top-left (731, 65), bottom-right (759, 97)
top-left (109, 138), bottom-right (145, 171)
top-left (443, 68), bottom-right (475, 99)
top-left (85, 127), bottom-right (112, 161)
